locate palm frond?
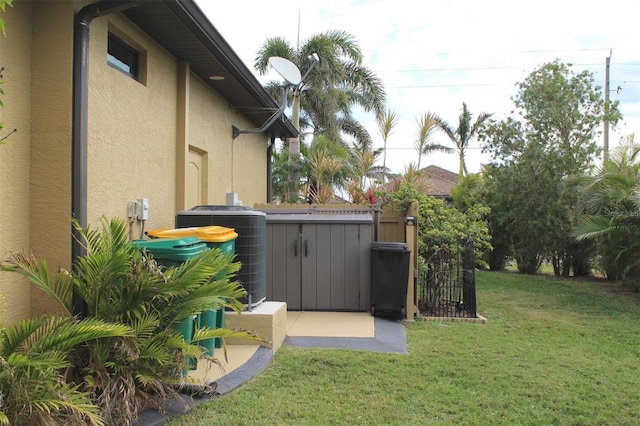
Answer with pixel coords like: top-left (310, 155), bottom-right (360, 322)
top-left (573, 215), bottom-right (618, 240)
top-left (32, 318), bottom-right (131, 354)
top-left (22, 383), bottom-right (104, 426)
top-left (254, 37), bottom-right (296, 74)
top-left (1, 254), bottom-right (74, 316)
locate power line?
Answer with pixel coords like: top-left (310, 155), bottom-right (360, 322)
top-left (372, 63), bottom-right (640, 74)
top-left (365, 47), bottom-right (640, 59)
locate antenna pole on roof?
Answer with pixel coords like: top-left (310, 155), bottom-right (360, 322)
top-left (604, 49), bottom-right (612, 162)
top-left (297, 8), bottom-right (300, 50)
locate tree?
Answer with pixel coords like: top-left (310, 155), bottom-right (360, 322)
top-left (481, 60), bottom-right (620, 276)
top-left (377, 109), bottom-right (399, 181)
top-left (377, 181), bottom-right (491, 265)
top-left (435, 102), bottom-right (492, 178)
top-left (414, 112), bottom-right (453, 170)
top-left (255, 31), bottom-right (386, 144)
top-left (305, 135), bottom-right (351, 203)
top-left (573, 134), bottom-right (640, 287)
top-left (254, 31), bottom-right (386, 199)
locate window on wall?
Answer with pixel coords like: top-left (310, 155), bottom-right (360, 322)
top-left (107, 32), bottom-right (139, 80)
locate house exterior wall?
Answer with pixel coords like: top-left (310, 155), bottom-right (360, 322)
top-left (0, 1), bottom-right (272, 323)
top-left (29, 1), bottom-right (75, 318)
top-left (86, 13), bottom-right (178, 233)
top-left (188, 75), bottom-right (268, 207)
top-left (0, 0), bottom-right (36, 323)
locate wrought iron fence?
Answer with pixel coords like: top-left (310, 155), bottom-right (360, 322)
top-left (418, 239), bottom-right (477, 318)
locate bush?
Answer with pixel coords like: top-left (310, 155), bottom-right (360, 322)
top-left (2, 217), bottom-right (260, 425)
top-left (377, 182), bottom-right (492, 264)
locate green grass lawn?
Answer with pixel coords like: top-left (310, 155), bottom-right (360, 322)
top-left (168, 271), bottom-right (640, 425)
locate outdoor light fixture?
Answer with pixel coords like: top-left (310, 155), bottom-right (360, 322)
top-left (232, 53), bottom-right (319, 139)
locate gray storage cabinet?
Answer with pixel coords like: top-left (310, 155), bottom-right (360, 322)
top-left (266, 213), bottom-right (372, 311)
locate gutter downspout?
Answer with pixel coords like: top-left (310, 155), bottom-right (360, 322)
top-left (72, 0), bottom-right (140, 316)
top-left (267, 136), bottom-right (275, 203)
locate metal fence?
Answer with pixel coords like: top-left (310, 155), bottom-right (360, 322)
top-left (418, 240), bottom-right (477, 318)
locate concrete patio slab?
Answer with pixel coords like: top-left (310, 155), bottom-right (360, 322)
top-left (286, 311), bottom-right (375, 337)
top-left (187, 344), bottom-right (262, 384)
top-left (284, 315), bottom-right (407, 354)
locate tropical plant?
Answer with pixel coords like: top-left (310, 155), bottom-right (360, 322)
top-left (255, 30), bottom-right (385, 146)
top-left (304, 135), bottom-right (352, 203)
top-left (377, 109), bottom-right (399, 181)
top-left (3, 217), bottom-right (257, 425)
top-left (434, 102), bottom-right (492, 178)
top-left (271, 147), bottom-right (312, 203)
top-left (414, 112), bottom-right (453, 170)
top-left (380, 163), bottom-right (427, 194)
top-left (0, 315), bottom-right (130, 425)
top-left (573, 134), bottom-right (640, 287)
top-left (255, 30), bottom-right (386, 199)
top-left (351, 145), bottom-right (383, 187)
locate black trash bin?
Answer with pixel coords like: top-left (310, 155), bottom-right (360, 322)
top-left (370, 242), bottom-right (410, 319)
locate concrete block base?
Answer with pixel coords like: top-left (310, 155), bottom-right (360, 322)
top-left (224, 301), bottom-right (287, 352)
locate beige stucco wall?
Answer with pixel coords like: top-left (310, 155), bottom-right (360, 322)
top-left (189, 75), bottom-right (268, 207)
top-left (29, 1), bottom-right (75, 318)
top-left (0, 1), bottom-right (274, 322)
top-left (0, 0), bottom-right (76, 322)
top-left (86, 12), bottom-right (269, 234)
top-left (0, 0), bottom-right (34, 324)
top-left (86, 14), bottom-right (178, 234)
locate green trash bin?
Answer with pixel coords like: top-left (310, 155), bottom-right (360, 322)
top-left (146, 226), bottom-right (237, 258)
top-left (131, 237), bottom-right (209, 368)
top-left (145, 226), bottom-right (239, 352)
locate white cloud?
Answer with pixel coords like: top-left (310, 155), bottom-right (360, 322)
top-left (196, 0), bottom-right (639, 175)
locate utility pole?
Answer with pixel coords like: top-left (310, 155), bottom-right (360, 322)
top-left (604, 50), bottom-right (611, 162)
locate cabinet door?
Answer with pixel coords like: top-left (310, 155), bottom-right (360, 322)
top-left (266, 223), bottom-right (302, 310)
top-left (343, 223), bottom-right (363, 310)
top-left (301, 223), bottom-right (366, 311)
top-left (300, 224), bottom-right (319, 310)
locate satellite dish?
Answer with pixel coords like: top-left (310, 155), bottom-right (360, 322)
top-left (268, 56), bottom-right (302, 86)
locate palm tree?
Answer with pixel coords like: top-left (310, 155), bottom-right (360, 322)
top-left (255, 31), bottom-right (386, 199)
top-left (305, 135), bottom-right (352, 203)
top-left (377, 109), bottom-right (399, 181)
top-left (415, 111), bottom-right (453, 170)
top-left (573, 134), bottom-right (640, 284)
top-left (434, 102), bottom-right (493, 178)
top-left (352, 146), bottom-right (384, 187)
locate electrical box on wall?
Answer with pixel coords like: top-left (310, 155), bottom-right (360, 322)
top-left (127, 199), bottom-right (149, 220)
top-left (127, 201), bottom-right (137, 219)
top-left (226, 192), bottom-right (242, 206)
top-left (137, 198), bottom-right (149, 220)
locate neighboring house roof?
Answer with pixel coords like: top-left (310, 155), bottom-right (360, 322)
top-left (420, 165), bottom-right (458, 198)
top-left (120, 1), bottom-right (297, 140)
top-left (383, 165), bottom-right (459, 199)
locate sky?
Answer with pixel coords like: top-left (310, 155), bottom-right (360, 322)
top-left (195, 0), bottom-right (639, 176)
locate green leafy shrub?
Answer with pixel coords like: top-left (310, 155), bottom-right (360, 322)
top-left (378, 182), bottom-right (491, 263)
top-left (0, 316), bottom-right (130, 425)
top-left (3, 218), bottom-right (259, 425)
